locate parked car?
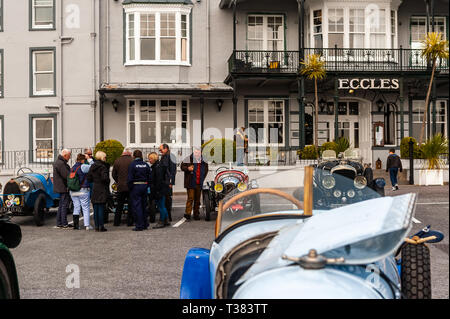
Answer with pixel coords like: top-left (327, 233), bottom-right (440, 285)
top-left (202, 166), bottom-right (259, 221)
top-left (0, 168), bottom-right (70, 226)
top-left (180, 168), bottom-right (443, 299)
top-left (0, 216), bottom-right (21, 299)
top-left (312, 150), bottom-right (386, 209)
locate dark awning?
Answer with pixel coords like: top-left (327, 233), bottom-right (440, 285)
top-left (123, 0), bottom-right (193, 5)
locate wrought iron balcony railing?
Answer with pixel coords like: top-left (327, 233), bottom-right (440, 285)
top-left (228, 48), bottom-right (450, 74)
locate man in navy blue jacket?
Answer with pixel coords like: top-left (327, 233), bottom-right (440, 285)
top-left (127, 150), bottom-right (152, 231)
top-left (386, 149), bottom-right (403, 191)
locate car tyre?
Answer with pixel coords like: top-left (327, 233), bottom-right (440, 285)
top-left (0, 258), bottom-right (14, 299)
top-left (401, 243), bottom-right (431, 299)
top-left (202, 191), bottom-right (213, 221)
top-left (33, 194), bottom-right (46, 227)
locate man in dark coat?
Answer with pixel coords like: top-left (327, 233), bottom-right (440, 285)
top-left (148, 152), bottom-right (171, 228)
top-left (386, 148), bottom-right (403, 191)
top-left (127, 150), bottom-right (152, 231)
top-left (112, 148), bottom-right (134, 226)
top-left (180, 148), bottom-right (209, 220)
top-left (53, 149), bottom-right (72, 228)
top-left (159, 144), bottom-right (177, 222)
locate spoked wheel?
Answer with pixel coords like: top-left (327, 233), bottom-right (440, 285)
top-left (401, 243), bottom-right (431, 299)
top-left (202, 191), bottom-right (214, 221)
top-left (33, 194), bottom-right (46, 226)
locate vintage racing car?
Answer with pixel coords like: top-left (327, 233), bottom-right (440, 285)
top-left (312, 150), bottom-right (386, 209)
top-left (0, 168), bottom-right (64, 226)
top-left (180, 167), bottom-right (443, 299)
top-left (202, 166), bottom-right (259, 221)
top-left (0, 215), bottom-right (21, 299)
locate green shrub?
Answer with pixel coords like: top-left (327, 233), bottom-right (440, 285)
top-left (94, 139), bottom-right (124, 166)
top-left (299, 145), bottom-right (318, 159)
top-left (320, 141), bottom-right (337, 155)
top-left (400, 137), bottom-right (422, 159)
top-left (420, 134), bottom-right (448, 169)
top-left (334, 137), bottom-right (350, 154)
top-left (202, 138), bottom-right (236, 164)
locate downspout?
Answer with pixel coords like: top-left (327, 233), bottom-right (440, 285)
top-left (206, 0), bottom-right (210, 83)
top-left (60, 0), bottom-right (64, 149)
top-left (106, 0), bottom-right (110, 84)
top-left (92, 0), bottom-right (98, 145)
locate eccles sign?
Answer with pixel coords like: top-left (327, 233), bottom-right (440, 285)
top-left (338, 78), bottom-right (400, 90)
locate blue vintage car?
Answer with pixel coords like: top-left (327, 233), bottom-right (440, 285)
top-left (180, 167), bottom-right (443, 299)
top-left (0, 168), bottom-right (63, 226)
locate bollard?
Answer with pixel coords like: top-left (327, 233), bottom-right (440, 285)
top-left (409, 140), bottom-right (414, 185)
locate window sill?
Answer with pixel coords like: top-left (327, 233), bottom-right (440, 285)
top-left (30, 92), bottom-right (56, 98)
top-left (125, 61), bottom-right (191, 67)
top-left (30, 26), bottom-right (56, 31)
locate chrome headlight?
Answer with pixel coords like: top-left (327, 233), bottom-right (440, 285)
top-left (333, 189), bottom-right (342, 198)
top-left (237, 182), bottom-right (248, 192)
top-left (19, 181), bottom-right (30, 192)
top-left (321, 175), bottom-right (336, 190)
top-left (347, 189), bottom-right (356, 198)
top-left (354, 176), bottom-right (367, 189)
top-left (214, 183), bottom-right (224, 193)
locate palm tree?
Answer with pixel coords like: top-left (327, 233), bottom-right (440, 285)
top-left (300, 54), bottom-right (326, 152)
top-left (419, 32), bottom-right (449, 145)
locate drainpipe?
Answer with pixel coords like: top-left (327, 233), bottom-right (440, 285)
top-left (92, 0), bottom-right (98, 145)
top-left (206, 0), bottom-right (211, 84)
top-left (106, 0), bottom-right (110, 84)
top-left (60, 0), bottom-right (65, 149)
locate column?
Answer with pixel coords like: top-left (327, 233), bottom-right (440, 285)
top-left (298, 78), bottom-right (305, 148)
top-left (200, 96), bottom-right (205, 145)
top-left (334, 78), bottom-right (339, 140)
top-left (399, 78), bottom-right (405, 140)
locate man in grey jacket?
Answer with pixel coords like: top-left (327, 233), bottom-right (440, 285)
top-left (53, 149), bottom-right (72, 228)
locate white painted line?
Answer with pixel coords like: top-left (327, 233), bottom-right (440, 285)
top-left (412, 217), bottom-right (421, 224)
top-left (416, 202), bottom-right (449, 205)
top-left (172, 217), bottom-right (186, 228)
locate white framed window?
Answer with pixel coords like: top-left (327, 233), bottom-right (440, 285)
top-left (32, 116), bottom-right (55, 162)
top-left (308, 5), bottom-right (396, 50)
top-left (127, 98), bottom-right (190, 147)
top-left (31, 49), bottom-right (55, 96)
top-left (0, 116), bottom-right (3, 164)
top-left (328, 8), bottom-right (344, 48)
top-left (248, 100), bottom-right (285, 146)
top-left (412, 100), bottom-right (448, 140)
top-left (247, 15), bottom-right (284, 51)
top-left (31, 0), bottom-right (55, 30)
top-left (411, 16), bottom-right (447, 49)
top-left (125, 5), bottom-right (191, 66)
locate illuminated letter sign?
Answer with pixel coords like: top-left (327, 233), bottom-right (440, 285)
top-left (338, 78), bottom-right (399, 90)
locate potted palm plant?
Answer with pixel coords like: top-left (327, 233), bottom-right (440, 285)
top-left (418, 32), bottom-right (449, 145)
top-left (416, 134), bottom-right (448, 185)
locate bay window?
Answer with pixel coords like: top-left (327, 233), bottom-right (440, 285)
top-left (125, 5), bottom-right (191, 65)
top-left (369, 8), bottom-right (386, 49)
top-left (328, 9), bottom-right (344, 48)
top-left (127, 99), bottom-right (189, 146)
top-left (349, 9), bottom-right (365, 48)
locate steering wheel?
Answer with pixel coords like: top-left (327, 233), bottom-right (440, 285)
top-left (16, 167), bottom-right (34, 176)
top-left (215, 188), bottom-right (304, 237)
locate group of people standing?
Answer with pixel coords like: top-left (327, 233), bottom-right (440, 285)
top-left (53, 148), bottom-right (111, 231)
top-left (53, 143), bottom-right (208, 233)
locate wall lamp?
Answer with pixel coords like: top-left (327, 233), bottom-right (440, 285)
top-left (112, 99), bottom-right (119, 112)
top-left (216, 99), bottom-right (224, 112)
top-left (376, 98), bottom-right (385, 112)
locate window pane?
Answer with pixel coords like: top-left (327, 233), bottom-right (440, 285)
top-left (141, 38), bottom-right (155, 60)
top-left (181, 38), bottom-right (187, 61)
top-left (35, 139), bottom-right (53, 150)
top-left (349, 34), bottom-right (364, 48)
top-left (35, 7), bottom-right (53, 24)
top-left (370, 34), bottom-right (386, 48)
top-left (328, 33), bottom-right (344, 48)
top-left (129, 123), bottom-right (136, 144)
top-left (36, 119), bottom-right (52, 138)
top-left (129, 38), bottom-right (135, 60)
top-left (268, 123), bottom-right (283, 144)
top-left (161, 123), bottom-right (176, 144)
top-left (36, 74), bottom-right (53, 92)
top-left (141, 122), bottom-right (156, 144)
top-left (35, 52), bottom-right (53, 72)
top-left (161, 38), bottom-right (176, 60)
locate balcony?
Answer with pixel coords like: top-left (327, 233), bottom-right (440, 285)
top-left (228, 48), bottom-right (449, 75)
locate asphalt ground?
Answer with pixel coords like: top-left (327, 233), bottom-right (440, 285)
top-left (8, 185), bottom-right (449, 299)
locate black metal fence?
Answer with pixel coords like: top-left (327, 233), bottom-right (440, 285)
top-left (229, 48), bottom-right (449, 74)
top-left (0, 147), bottom-right (315, 171)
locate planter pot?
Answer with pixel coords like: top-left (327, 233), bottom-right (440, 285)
top-left (401, 159), bottom-right (427, 169)
top-left (416, 169), bottom-right (444, 186)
